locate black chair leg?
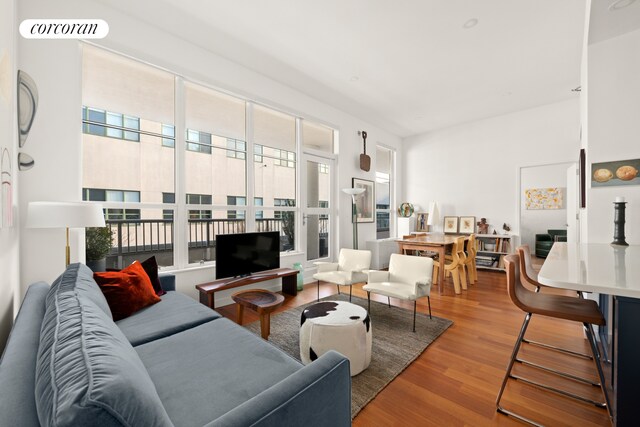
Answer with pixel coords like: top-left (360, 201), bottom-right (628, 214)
top-left (427, 297), bottom-right (432, 319)
top-left (496, 313), bottom-right (535, 425)
top-left (387, 297), bottom-right (391, 308)
top-left (336, 284), bottom-right (341, 295)
top-left (367, 292), bottom-right (371, 313)
top-left (412, 301), bottom-right (417, 332)
top-left (585, 323), bottom-right (613, 417)
top-left (349, 285), bottom-right (352, 302)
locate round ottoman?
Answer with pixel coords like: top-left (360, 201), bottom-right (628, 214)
top-left (299, 301), bottom-right (372, 376)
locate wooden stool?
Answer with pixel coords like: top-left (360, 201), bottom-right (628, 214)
top-left (232, 289), bottom-right (284, 340)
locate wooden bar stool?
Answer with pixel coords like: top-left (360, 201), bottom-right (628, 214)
top-left (496, 254), bottom-right (611, 426)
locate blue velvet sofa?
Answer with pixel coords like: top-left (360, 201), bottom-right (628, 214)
top-left (0, 263), bottom-right (351, 427)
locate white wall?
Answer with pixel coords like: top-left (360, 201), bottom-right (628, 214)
top-left (403, 99), bottom-right (580, 237)
top-left (520, 163), bottom-right (572, 249)
top-left (0, 0), bottom-right (19, 351)
top-left (586, 29), bottom-right (640, 244)
top-left (17, 0), bottom-right (402, 305)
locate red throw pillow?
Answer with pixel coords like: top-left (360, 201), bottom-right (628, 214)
top-left (94, 261), bottom-right (161, 321)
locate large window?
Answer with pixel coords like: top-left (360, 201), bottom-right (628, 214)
top-left (82, 46), bottom-right (332, 268)
top-left (376, 146), bottom-right (394, 239)
top-left (82, 45), bottom-right (175, 268)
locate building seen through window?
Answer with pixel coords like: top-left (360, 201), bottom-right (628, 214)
top-left (82, 45), bottom-right (334, 268)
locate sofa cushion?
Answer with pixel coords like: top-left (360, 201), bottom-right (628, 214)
top-left (117, 291), bottom-right (221, 346)
top-left (94, 261), bottom-right (161, 320)
top-left (135, 318), bottom-right (302, 427)
top-left (35, 263), bottom-right (173, 427)
top-left (48, 262), bottom-right (112, 317)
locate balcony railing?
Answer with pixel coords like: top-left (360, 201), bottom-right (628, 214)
top-left (105, 217), bottom-right (328, 267)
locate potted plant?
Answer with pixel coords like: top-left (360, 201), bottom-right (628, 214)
top-left (85, 226), bottom-right (113, 272)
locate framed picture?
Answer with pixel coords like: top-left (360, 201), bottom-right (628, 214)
top-left (591, 158), bottom-right (640, 187)
top-left (416, 212), bottom-right (429, 232)
top-left (459, 216), bottom-right (476, 234)
top-left (352, 178), bottom-right (374, 223)
top-left (443, 216), bottom-right (459, 234)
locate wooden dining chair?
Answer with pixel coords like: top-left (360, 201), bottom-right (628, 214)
top-left (433, 237), bottom-right (463, 294)
top-left (462, 234), bottom-right (478, 285)
top-left (496, 254), bottom-right (611, 425)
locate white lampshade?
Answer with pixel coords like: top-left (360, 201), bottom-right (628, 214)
top-left (26, 201), bottom-right (105, 229)
top-left (427, 201), bottom-right (440, 226)
top-left (342, 187), bottom-right (365, 196)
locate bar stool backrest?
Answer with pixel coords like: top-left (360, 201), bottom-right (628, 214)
top-left (504, 254), bottom-right (533, 314)
top-left (517, 245), bottom-right (539, 286)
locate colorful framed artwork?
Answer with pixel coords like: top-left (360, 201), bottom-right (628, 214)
top-left (416, 212), bottom-right (429, 232)
top-left (591, 158), bottom-right (640, 187)
top-left (352, 178), bottom-right (374, 223)
top-left (524, 188), bottom-right (563, 210)
top-left (443, 216), bottom-right (459, 234)
top-left (459, 216), bottom-right (476, 234)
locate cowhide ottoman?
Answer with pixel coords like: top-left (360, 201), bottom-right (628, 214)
top-left (299, 301), bottom-right (372, 376)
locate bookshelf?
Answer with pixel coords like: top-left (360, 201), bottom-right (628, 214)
top-left (475, 234), bottom-right (515, 272)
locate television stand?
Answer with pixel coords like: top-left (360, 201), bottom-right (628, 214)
top-left (196, 268), bottom-right (298, 309)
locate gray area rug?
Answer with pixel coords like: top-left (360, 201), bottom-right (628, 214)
top-left (245, 294), bottom-right (453, 418)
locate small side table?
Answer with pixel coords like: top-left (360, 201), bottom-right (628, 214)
top-left (232, 289), bottom-right (285, 340)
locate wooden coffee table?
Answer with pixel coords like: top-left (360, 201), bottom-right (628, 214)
top-left (232, 289), bottom-right (285, 340)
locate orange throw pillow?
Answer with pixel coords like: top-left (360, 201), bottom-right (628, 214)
top-left (94, 261), bottom-right (161, 321)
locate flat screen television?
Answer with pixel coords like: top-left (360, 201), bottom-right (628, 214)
top-left (216, 231), bottom-right (280, 279)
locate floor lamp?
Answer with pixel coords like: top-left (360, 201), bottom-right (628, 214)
top-left (342, 187), bottom-right (365, 249)
top-left (27, 201), bottom-right (106, 266)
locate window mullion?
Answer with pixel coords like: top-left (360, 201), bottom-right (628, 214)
top-left (174, 76), bottom-right (187, 269)
top-left (246, 102), bottom-right (255, 232)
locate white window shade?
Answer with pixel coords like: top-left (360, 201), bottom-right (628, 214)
top-left (185, 82), bottom-right (246, 141)
top-left (82, 45), bottom-right (174, 124)
top-left (303, 120), bottom-right (333, 153)
top-left (253, 105), bottom-right (295, 152)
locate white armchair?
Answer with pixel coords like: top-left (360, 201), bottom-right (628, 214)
top-left (312, 249), bottom-right (372, 302)
top-left (363, 253), bottom-right (434, 332)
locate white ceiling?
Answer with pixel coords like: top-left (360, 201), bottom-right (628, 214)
top-left (589, 0), bottom-right (640, 44)
top-left (102, 0), bottom-right (590, 137)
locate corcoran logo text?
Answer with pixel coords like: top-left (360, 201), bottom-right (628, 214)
top-left (19, 19), bottom-right (109, 39)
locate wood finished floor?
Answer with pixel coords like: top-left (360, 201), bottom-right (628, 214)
top-left (215, 269), bottom-right (611, 427)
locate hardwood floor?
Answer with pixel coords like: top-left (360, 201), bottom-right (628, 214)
top-left (215, 269), bottom-right (611, 426)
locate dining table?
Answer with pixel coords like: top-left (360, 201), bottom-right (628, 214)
top-left (396, 233), bottom-right (464, 294)
top-left (538, 242), bottom-right (640, 426)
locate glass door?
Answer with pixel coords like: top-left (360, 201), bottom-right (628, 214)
top-left (302, 154), bottom-right (333, 267)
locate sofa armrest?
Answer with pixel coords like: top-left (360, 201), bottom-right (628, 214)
top-left (0, 283), bottom-right (50, 427)
top-left (205, 350), bottom-right (351, 427)
top-left (535, 234), bottom-right (552, 242)
top-left (159, 274), bottom-right (176, 292)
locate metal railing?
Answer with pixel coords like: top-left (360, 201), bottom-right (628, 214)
top-left (105, 217), bottom-right (328, 265)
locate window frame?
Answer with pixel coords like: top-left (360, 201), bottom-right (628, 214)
top-left (81, 45), bottom-right (340, 270)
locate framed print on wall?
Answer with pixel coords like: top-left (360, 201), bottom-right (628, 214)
top-left (416, 212), bottom-right (429, 232)
top-left (459, 216), bottom-right (476, 234)
top-left (352, 178), bottom-right (374, 223)
top-left (443, 216), bottom-right (459, 234)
